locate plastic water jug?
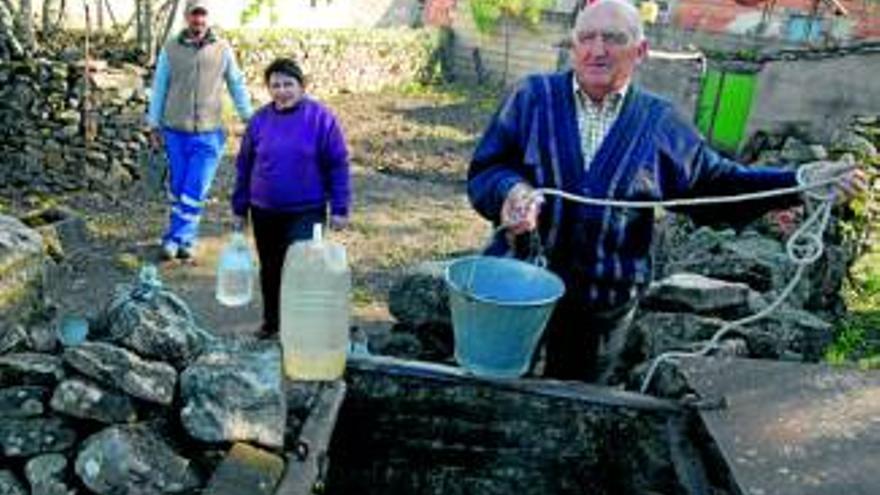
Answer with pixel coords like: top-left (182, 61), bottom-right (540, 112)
top-left (280, 224), bottom-right (350, 380)
top-left (216, 232), bottom-right (255, 307)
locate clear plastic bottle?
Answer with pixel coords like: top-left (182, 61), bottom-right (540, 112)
top-left (216, 232), bottom-right (255, 307)
top-left (280, 224), bottom-right (350, 380)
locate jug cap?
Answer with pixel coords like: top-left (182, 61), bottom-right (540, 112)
top-left (312, 223), bottom-right (323, 243)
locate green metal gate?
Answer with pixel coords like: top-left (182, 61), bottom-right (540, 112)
top-left (695, 67), bottom-right (759, 153)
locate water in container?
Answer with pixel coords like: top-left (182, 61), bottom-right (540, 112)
top-left (280, 224), bottom-right (350, 380)
top-left (216, 232), bottom-right (255, 307)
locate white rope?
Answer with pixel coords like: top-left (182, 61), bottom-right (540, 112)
top-left (503, 166), bottom-right (847, 394)
top-left (639, 199), bottom-right (832, 393)
top-left (531, 172), bottom-right (844, 209)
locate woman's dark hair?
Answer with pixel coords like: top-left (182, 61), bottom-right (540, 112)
top-left (264, 58), bottom-right (305, 86)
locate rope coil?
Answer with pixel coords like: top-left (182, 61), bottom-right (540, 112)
top-left (496, 162), bottom-right (853, 394)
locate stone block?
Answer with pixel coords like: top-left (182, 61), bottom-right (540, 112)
top-left (63, 342), bottom-right (177, 405)
top-left (203, 443), bottom-right (285, 495)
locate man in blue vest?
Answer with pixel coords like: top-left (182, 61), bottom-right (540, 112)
top-left (147, 0), bottom-right (252, 261)
top-left (467, 0), bottom-right (865, 384)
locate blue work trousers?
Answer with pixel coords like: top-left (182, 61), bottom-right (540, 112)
top-left (161, 128), bottom-right (225, 247)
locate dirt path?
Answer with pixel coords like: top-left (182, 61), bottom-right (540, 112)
top-left (43, 88), bottom-right (497, 338)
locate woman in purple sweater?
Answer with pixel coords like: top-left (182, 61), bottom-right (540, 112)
top-left (232, 58), bottom-right (351, 337)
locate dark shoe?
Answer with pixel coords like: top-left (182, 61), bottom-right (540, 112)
top-left (255, 324), bottom-right (278, 340)
top-left (177, 245), bottom-right (195, 260)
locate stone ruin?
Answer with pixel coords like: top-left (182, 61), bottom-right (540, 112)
top-left (0, 57), bottom-right (150, 200)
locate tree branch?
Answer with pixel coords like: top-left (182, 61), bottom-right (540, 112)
top-left (157, 0), bottom-right (180, 52)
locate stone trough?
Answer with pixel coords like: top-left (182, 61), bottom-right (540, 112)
top-left (326, 356), bottom-right (697, 495)
top-left (317, 354), bottom-right (880, 495)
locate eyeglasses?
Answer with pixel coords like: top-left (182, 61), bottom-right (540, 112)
top-left (574, 30), bottom-right (631, 47)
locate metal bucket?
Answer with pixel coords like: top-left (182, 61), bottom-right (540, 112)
top-left (445, 256), bottom-right (565, 378)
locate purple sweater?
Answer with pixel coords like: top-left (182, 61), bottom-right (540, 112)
top-left (232, 98), bottom-right (351, 217)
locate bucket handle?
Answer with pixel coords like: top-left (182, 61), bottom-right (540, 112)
top-left (464, 226), bottom-right (548, 296)
top-left (526, 230), bottom-right (548, 269)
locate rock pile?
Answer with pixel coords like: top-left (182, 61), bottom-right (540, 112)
top-left (0, 266), bottom-right (303, 495)
top-left (0, 215), bottom-right (45, 328)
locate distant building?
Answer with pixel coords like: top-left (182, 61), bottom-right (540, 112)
top-left (670, 0), bottom-right (880, 42)
top-left (424, 0), bottom-right (457, 26)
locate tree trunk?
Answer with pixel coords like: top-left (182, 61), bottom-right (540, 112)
top-left (144, 0), bottom-right (153, 63)
top-left (83, 1), bottom-right (97, 143)
top-left (96, 0), bottom-right (104, 32)
top-left (42, 0), bottom-right (54, 33)
top-left (158, 0), bottom-right (181, 53)
top-left (136, 0), bottom-right (145, 50)
top-left (42, 0), bottom-right (67, 35)
top-left (18, 0), bottom-right (36, 50)
top-left (102, 0), bottom-right (119, 31)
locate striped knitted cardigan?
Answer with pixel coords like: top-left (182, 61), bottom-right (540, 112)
top-left (467, 70), bottom-right (798, 310)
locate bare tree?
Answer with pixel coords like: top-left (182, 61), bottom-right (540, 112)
top-left (136, 0), bottom-right (147, 52)
top-left (158, 0), bottom-right (180, 51)
top-left (42, 0), bottom-right (67, 35)
top-left (18, 0), bottom-right (36, 50)
top-left (102, 0), bottom-right (119, 30)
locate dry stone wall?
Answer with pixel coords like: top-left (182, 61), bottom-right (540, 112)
top-left (0, 59), bottom-right (149, 199)
top-left (226, 28), bottom-right (442, 100)
top-left (0, 28), bottom-right (442, 201)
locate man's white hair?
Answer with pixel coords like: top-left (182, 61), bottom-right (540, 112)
top-left (573, 0), bottom-right (645, 43)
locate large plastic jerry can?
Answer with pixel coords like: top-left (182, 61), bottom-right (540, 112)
top-left (280, 224), bottom-right (351, 380)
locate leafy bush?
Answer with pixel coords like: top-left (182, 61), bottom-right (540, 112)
top-left (225, 27), bottom-right (445, 96)
top-left (468, 0), bottom-right (556, 34)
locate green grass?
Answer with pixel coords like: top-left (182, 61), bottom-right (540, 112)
top-left (352, 286), bottom-right (374, 307)
top-left (826, 251), bottom-right (880, 368)
top-left (825, 157), bottom-right (880, 369)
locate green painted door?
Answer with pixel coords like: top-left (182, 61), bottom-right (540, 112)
top-left (696, 68), bottom-right (758, 153)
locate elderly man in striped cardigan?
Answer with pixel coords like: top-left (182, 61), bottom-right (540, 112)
top-left (467, 0), bottom-right (864, 384)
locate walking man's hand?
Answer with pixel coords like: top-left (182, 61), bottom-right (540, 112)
top-left (149, 128), bottom-right (163, 150)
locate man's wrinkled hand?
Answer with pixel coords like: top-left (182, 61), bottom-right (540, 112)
top-left (149, 128), bottom-right (163, 150)
top-left (501, 182), bottom-right (543, 236)
top-left (798, 154), bottom-right (867, 203)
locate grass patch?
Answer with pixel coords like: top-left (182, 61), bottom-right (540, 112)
top-left (388, 81), bottom-right (501, 109)
top-left (826, 251), bottom-right (880, 368)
